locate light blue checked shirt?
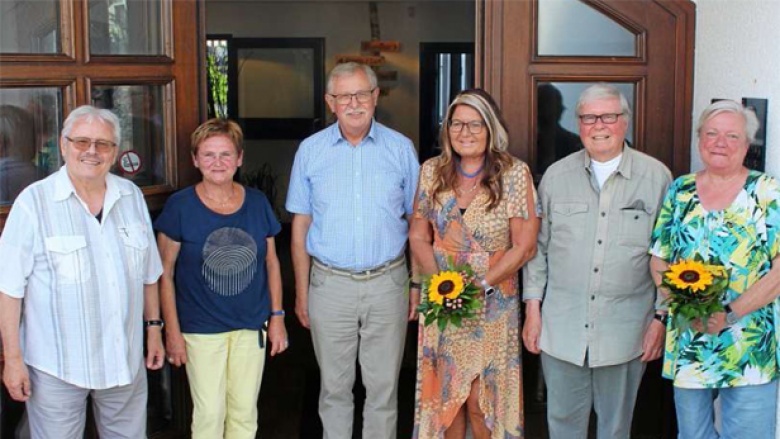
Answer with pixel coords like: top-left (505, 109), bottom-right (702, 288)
top-left (286, 120), bottom-right (419, 270)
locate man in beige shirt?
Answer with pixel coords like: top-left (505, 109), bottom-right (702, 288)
top-left (523, 84), bottom-right (671, 439)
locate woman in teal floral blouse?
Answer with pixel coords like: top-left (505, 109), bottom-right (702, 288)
top-left (649, 100), bottom-right (780, 439)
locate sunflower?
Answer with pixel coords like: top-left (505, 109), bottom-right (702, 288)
top-left (665, 260), bottom-right (713, 292)
top-left (428, 271), bottom-right (465, 305)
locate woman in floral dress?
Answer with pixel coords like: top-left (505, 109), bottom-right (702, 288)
top-left (649, 100), bottom-right (780, 439)
top-left (409, 89), bottom-right (538, 439)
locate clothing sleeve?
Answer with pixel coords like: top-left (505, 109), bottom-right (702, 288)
top-left (137, 187), bottom-right (163, 284)
top-left (260, 192), bottom-right (282, 237)
top-left (401, 139), bottom-right (420, 215)
top-left (0, 195), bottom-right (36, 298)
top-left (505, 160), bottom-right (535, 220)
top-left (154, 192), bottom-right (183, 242)
top-left (414, 159), bottom-right (435, 220)
top-left (522, 170), bottom-right (551, 301)
top-left (759, 174), bottom-right (780, 259)
top-left (285, 141), bottom-right (312, 215)
top-left (648, 178), bottom-right (680, 261)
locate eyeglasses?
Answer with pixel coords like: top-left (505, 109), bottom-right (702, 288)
top-left (328, 89), bottom-right (375, 105)
top-left (578, 113), bottom-right (623, 125)
top-left (65, 136), bottom-right (117, 153)
top-left (448, 119), bottom-right (485, 135)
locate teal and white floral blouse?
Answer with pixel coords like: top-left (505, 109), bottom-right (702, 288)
top-left (649, 171), bottom-right (780, 389)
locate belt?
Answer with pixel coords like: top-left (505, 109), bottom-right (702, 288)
top-left (312, 255), bottom-right (406, 281)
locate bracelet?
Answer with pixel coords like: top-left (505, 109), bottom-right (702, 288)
top-left (144, 320), bottom-right (164, 329)
top-left (271, 310), bottom-right (285, 317)
top-left (653, 313), bottom-right (668, 325)
top-left (409, 281), bottom-right (422, 290)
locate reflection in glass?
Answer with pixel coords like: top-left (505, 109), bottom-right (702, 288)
top-left (91, 85), bottom-right (167, 186)
top-left (0, 0), bottom-right (60, 54)
top-left (207, 39), bottom-right (229, 119)
top-left (89, 0), bottom-right (164, 55)
top-left (238, 48), bottom-right (314, 118)
top-left (536, 82), bottom-right (634, 175)
top-left (537, 0), bottom-right (636, 57)
top-left (0, 88), bottom-right (62, 205)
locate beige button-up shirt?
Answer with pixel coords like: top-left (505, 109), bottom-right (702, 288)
top-left (523, 146), bottom-right (671, 367)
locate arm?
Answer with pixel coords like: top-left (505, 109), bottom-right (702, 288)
top-left (703, 255), bottom-right (780, 334)
top-left (265, 237), bottom-right (288, 356)
top-left (157, 232), bottom-right (186, 366)
top-left (0, 293), bottom-right (30, 401)
top-left (522, 172), bottom-right (549, 355)
top-left (291, 214), bottom-right (313, 329)
top-left (406, 214), bottom-right (422, 321)
top-left (143, 282), bottom-right (165, 370)
top-left (640, 255), bottom-right (672, 361)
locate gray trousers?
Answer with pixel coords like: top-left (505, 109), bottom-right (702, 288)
top-left (26, 361), bottom-right (147, 439)
top-left (308, 262), bottom-right (409, 439)
top-left (541, 352), bottom-right (645, 439)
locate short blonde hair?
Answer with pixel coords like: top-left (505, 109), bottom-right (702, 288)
top-left (697, 100), bottom-right (759, 144)
top-left (190, 118), bottom-right (243, 155)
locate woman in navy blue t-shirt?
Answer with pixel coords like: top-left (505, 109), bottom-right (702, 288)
top-left (155, 118), bottom-right (287, 438)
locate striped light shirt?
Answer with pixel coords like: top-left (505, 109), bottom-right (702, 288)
top-left (286, 120), bottom-right (419, 270)
top-left (0, 166), bottom-right (163, 389)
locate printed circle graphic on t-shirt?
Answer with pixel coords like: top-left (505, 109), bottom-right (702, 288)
top-left (202, 227), bottom-right (257, 296)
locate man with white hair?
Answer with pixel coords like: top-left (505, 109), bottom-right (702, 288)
top-left (523, 84), bottom-right (672, 439)
top-left (287, 62), bottom-right (419, 439)
top-left (0, 105), bottom-right (165, 438)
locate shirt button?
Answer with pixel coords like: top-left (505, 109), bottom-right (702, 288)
top-left (585, 324), bottom-right (589, 328)
top-left (591, 295), bottom-right (595, 301)
top-left (597, 239), bottom-right (602, 245)
top-left (601, 212), bottom-right (606, 217)
top-left (593, 267), bottom-right (599, 273)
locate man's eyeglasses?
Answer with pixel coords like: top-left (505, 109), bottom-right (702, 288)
top-left (448, 119), bottom-right (485, 135)
top-left (65, 136), bottom-right (117, 153)
top-left (578, 113), bottom-right (624, 125)
top-left (328, 89), bottom-right (375, 105)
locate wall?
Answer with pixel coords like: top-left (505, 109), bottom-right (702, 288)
top-left (206, 1), bottom-right (474, 220)
top-left (691, 0), bottom-right (780, 176)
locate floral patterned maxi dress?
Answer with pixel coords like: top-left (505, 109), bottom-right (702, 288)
top-left (412, 157), bottom-right (533, 439)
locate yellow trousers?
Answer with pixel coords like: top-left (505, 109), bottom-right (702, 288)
top-left (183, 329), bottom-right (266, 439)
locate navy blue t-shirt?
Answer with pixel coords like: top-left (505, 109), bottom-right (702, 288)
top-left (154, 186), bottom-right (281, 334)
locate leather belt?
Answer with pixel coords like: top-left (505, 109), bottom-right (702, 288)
top-left (312, 255), bottom-right (406, 281)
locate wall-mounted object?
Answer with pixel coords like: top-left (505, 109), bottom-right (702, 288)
top-left (361, 40), bottom-right (400, 52)
top-left (742, 97), bottom-right (768, 172)
top-left (335, 54), bottom-right (385, 66)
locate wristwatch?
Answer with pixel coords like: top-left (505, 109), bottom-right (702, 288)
top-left (271, 310), bottom-right (286, 317)
top-left (480, 278), bottom-right (496, 297)
top-left (724, 303), bottom-right (739, 325)
top-left (653, 313), bottom-right (668, 325)
top-left (144, 319), bottom-right (165, 329)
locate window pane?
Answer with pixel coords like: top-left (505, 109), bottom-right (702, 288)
top-left (238, 47), bottom-right (314, 118)
top-left (0, 88), bottom-right (62, 205)
top-left (537, 0), bottom-right (636, 57)
top-left (91, 85), bottom-right (168, 186)
top-left (0, 0), bottom-right (60, 54)
top-left (536, 82), bottom-right (634, 174)
top-left (89, 0), bottom-right (164, 55)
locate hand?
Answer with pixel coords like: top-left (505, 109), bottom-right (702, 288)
top-left (692, 312), bottom-right (728, 334)
top-left (267, 317), bottom-right (289, 356)
top-left (408, 288), bottom-right (420, 321)
top-left (165, 329), bottom-right (188, 367)
top-left (3, 357), bottom-right (31, 402)
top-left (295, 291), bottom-right (310, 329)
top-left (522, 303), bottom-right (542, 354)
top-left (145, 328), bottom-right (166, 370)
top-left (640, 319), bottom-right (666, 362)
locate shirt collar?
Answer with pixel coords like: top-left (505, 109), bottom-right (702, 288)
top-left (329, 119), bottom-right (377, 147)
top-left (52, 165), bottom-right (130, 212)
top-left (580, 142), bottom-right (634, 179)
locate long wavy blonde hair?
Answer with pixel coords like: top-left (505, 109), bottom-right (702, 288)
top-left (430, 89), bottom-right (514, 211)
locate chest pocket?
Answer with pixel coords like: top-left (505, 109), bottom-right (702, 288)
top-left (619, 205), bottom-right (655, 247)
top-left (551, 202), bottom-right (589, 237)
top-left (45, 235), bottom-right (91, 285)
top-left (120, 225), bottom-right (149, 281)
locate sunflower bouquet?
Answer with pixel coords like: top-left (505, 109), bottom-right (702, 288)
top-left (416, 259), bottom-right (482, 331)
top-left (660, 259), bottom-right (729, 328)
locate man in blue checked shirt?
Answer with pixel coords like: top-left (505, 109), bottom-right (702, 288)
top-left (286, 62), bottom-right (420, 439)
